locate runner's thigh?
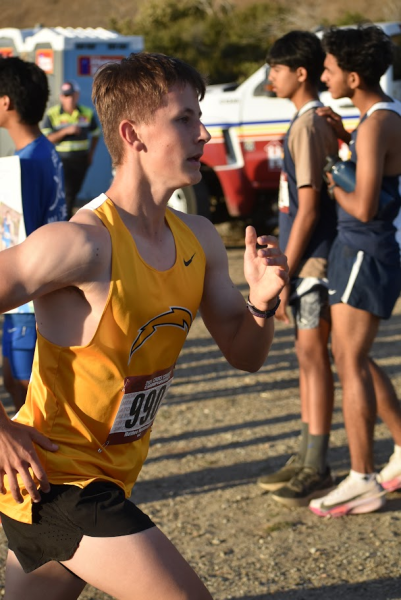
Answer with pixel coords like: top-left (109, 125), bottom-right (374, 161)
top-left (4, 550), bottom-right (86, 600)
top-left (61, 526), bottom-right (213, 600)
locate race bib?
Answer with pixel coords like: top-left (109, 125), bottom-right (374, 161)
top-left (104, 366), bottom-right (174, 446)
top-left (278, 172), bottom-right (290, 213)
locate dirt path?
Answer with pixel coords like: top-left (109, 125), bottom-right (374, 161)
top-left (1, 244), bottom-right (401, 599)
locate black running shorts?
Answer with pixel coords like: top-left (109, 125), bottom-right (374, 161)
top-left (328, 238), bottom-right (401, 320)
top-left (0, 481), bottom-right (155, 573)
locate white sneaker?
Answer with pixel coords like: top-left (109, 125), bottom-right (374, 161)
top-left (309, 471), bottom-right (386, 517)
top-left (378, 445), bottom-right (401, 492)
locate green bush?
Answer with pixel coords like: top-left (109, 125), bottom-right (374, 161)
top-left (110, 0), bottom-right (286, 84)
top-left (109, 0), bottom-right (387, 85)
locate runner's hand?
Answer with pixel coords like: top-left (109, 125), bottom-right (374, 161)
top-left (244, 227), bottom-right (289, 309)
top-left (316, 106), bottom-right (351, 144)
top-left (0, 419), bottom-right (58, 503)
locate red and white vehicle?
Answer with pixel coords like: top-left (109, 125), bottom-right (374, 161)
top-left (168, 22), bottom-right (401, 221)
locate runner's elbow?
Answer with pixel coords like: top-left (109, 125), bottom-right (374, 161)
top-left (227, 353), bottom-right (267, 373)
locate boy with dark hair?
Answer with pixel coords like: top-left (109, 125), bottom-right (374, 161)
top-left (257, 31), bottom-right (338, 506)
top-left (321, 25), bottom-right (394, 88)
top-left (309, 25), bottom-right (401, 517)
top-left (0, 57), bottom-right (66, 411)
top-left (0, 52), bottom-right (288, 599)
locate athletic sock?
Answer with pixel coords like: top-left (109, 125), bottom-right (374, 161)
top-left (303, 433), bottom-right (330, 474)
top-left (298, 422), bottom-right (310, 465)
top-left (349, 469), bottom-right (376, 481)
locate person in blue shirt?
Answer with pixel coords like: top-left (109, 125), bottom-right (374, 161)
top-left (0, 57), bottom-right (67, 410)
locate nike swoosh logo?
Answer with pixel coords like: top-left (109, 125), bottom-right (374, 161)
top-left (184, 253), bottom-right (196, 267)
top-left (328, 289), bottom-right (337, 295)
top-left (320, 489), bottom-right (385, 511)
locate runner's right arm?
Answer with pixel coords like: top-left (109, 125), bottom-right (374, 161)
top-left (0, 220), bottom-right (110, 503)
top-left (315, 106), bottom-right (352, 145)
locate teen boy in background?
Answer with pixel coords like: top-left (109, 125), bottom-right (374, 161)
top-left (310, 25), bottom-right (401, 517)
top-left (257, 31), bottom-right (338, 507)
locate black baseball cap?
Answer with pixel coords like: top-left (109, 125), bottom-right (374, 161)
top-left (60, 81), bottom-right (80, 96)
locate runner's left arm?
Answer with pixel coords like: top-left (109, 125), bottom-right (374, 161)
top-left (199, 220), bottom-right (288, 372)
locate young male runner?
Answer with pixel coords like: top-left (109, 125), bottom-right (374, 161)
top-left (0, 53), bottom-right (288, 599)
top-left (309, 25), bottom-right (401, 517)
top-left (0, 57), bottom-right (66, 411)
top-left (257, 31), bottom-right (338, 506)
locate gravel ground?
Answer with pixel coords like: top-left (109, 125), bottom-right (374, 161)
top-left (1, 231), bottom-right (401, 599)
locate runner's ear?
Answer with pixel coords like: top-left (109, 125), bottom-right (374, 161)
top-left (347, 71), bottom-right (361, 91)
top-left (296, 67), bottom-right (308, 83)
top-left (0, 94), bottom-right (12, 112)
top-left (119, 120), bottom-right (145, 152)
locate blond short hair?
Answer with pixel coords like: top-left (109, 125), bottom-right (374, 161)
top-left (92, 52), bottom-right (206, 167)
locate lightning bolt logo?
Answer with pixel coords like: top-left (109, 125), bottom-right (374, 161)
top-left (129, 306), bottom-right (193, 363)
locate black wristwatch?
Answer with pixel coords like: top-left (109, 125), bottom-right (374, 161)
top-left (246, 296), bottom-right (281, 319)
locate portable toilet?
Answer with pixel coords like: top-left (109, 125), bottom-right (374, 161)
top-left (0, 27), bottom-right (144, 202)
top-left (0, 27), bottom-right (34, 57)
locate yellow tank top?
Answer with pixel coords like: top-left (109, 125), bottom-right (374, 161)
top-left (0, 194), bottom-right (206, 523)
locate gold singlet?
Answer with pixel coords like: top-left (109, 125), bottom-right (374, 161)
top-left (0, 194), bottom-right (206, 523)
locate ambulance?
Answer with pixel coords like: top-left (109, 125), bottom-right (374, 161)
top-left (168, 22), bottom-right (401, 221)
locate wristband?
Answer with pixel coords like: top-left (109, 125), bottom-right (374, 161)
top-left (246, 296), bottom-right (281, 319)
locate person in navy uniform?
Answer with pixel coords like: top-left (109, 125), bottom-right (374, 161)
top-left (257, 31), bottom-right (338, 507)
top-left (310, 25), bottom-right (401, 517)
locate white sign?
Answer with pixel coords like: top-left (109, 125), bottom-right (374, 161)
top-left (0, 156), bottom-right (32, 312)
top-left (0, 156), bottom-right (25, 248)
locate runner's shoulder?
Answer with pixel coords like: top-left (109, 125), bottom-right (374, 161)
top-left (168, 208), bottom-right (227, 266)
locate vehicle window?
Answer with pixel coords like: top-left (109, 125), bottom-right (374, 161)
top-left (391, 34), bottom-right (401, 81)
top-left (253, 66), bottom-right (277, 97)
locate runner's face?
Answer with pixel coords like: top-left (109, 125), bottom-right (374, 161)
top-left (137, 83), bottom-right (211, 191)
top-left (321, 54), bottom-right (350, 99)
top-left (268, 64), bottom-right (300, 100)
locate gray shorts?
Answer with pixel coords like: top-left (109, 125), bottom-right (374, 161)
top-left (289, 278), bottom-right (330, 330)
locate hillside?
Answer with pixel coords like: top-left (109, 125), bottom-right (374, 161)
top-left (0, 0), bottom-right (142, 30)
top-left (0, 0), bottom-right (400, 32)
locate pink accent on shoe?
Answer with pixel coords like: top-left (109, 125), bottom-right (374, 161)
top-left (381, 476), bottom-right (401, 492)
top-left (309, 495), bottom-right (386, 518)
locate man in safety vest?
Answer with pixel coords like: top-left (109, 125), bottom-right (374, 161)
top-left (42, 81), bottom-right (100, 218)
